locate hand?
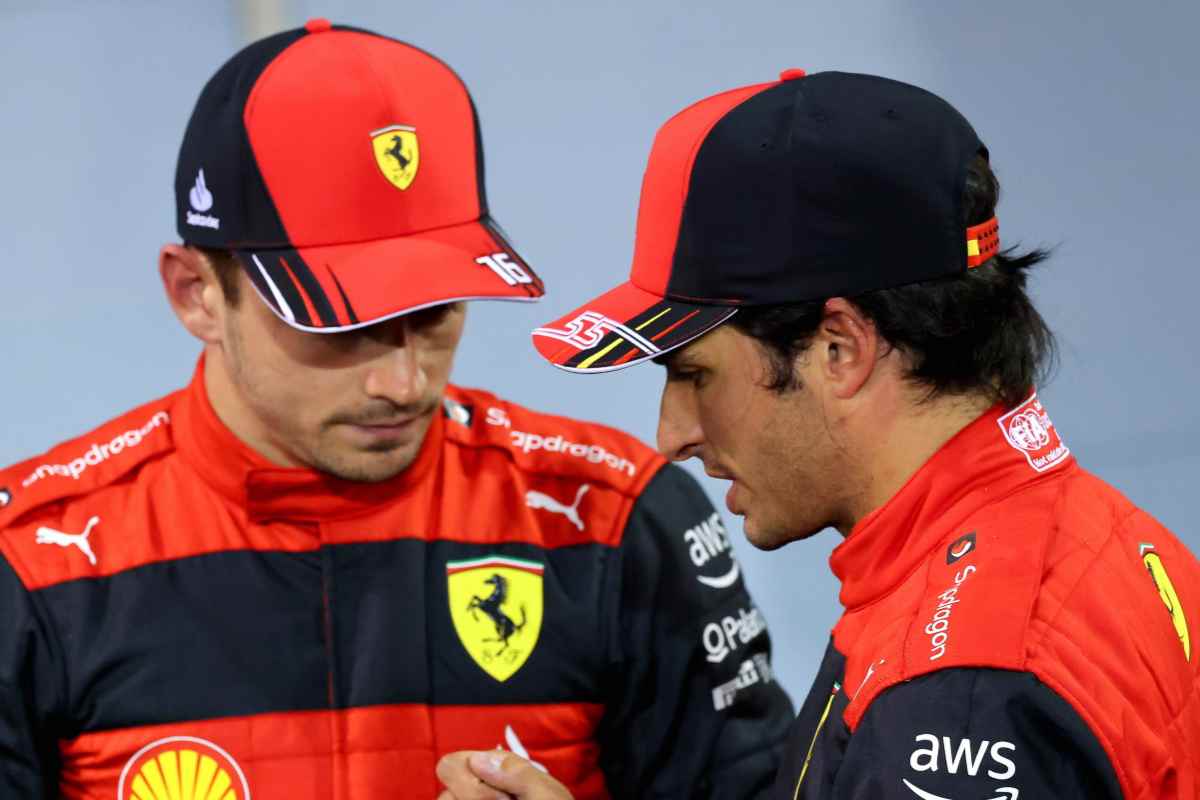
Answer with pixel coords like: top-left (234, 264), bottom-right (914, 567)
top-left (436, 750), bottom-right (575, 800)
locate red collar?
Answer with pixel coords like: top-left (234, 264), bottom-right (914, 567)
top-left (829, 392), bottom-right (1074, 610)
top-left (173, 358), bottom-right (444, 523)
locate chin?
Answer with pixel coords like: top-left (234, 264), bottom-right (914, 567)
top-left (741, 517), bottom-right (781, 551)
top-left (337, 463), bottom-right (408, 483)
top-left (742, 515), bottom-right (812, 552)
top-left (311, 447), bottom-right (419, 483)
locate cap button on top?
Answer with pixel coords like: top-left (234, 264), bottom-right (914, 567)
top-left (305, 18), bottom-right (333, 33)
top-left (779, 68), bottom-right (807, 81)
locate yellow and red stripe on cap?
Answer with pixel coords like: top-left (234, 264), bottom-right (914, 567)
top-left (532, 283), bottom-right (737, 373)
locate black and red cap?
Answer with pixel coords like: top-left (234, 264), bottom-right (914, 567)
top-left (176, 18), bottom-right (542, 332)
top-left (533, 69), bottom-right (999, 372)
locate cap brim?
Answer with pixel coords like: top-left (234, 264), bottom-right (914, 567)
top-left (235, 218), bottom-right (542, 332)
top-left (532, 281), bottom-right (737, 373)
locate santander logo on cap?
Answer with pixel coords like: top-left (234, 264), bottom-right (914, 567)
top-left (186, 169), bottom-right (220, 230)
top-left (997, 392), bottom-right (1070, 473)
top-left (189, 169), bottom-right (213, 211)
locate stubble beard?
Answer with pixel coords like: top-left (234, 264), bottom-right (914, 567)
top-left (745, 386), bottom-right (842, 549)
top-left (223, 321), bottom-right (435, 483)
top-left (306, 411), bottom-right (436, 483)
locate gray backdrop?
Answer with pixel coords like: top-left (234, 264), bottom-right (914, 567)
top-left (3, 0), bottom-right (1198, 702)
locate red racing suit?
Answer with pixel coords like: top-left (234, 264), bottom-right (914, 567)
top-left (0, 362), bottom-right (793, 799)
top-left (772, 393), bottom-right (1200, 799)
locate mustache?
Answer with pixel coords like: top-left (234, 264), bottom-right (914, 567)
top-left (326, 398), bottom-right (439, 427)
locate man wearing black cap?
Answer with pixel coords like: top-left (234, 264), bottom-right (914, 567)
top-left (0, 21), bottom-right (794, 798)
top-left (440, 70), bottom-right (1200, 798)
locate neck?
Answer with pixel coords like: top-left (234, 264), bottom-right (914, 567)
top-left (203, 346), bottom-right (298, 468)
top-left (838, 391), bottom-right (994, 533)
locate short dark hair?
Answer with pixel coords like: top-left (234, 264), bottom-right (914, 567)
top-left (192, 246), bottom-right (242, 306)
top-left (728, 154), bottom-right (1055, 409)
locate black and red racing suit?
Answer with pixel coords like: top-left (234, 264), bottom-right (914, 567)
top-left (772, 393), bottom-right (1200, 799)
top-left (0, 361), bottom-right (793, 798)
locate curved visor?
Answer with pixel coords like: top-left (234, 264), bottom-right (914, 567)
top-left (532, 281), bottom-right (736, 373)
top-left (235, 218), bottom-right (542, 333)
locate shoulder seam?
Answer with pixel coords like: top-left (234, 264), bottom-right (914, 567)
top-left (1025, 475), bottom-right (1130, 656)
top-left (0, 402), bottom-right (178, 531)
top-left (0, 445), bottom-right (175, 534)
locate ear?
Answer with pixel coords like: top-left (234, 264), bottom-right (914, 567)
top-left (808, 297), bottom-right (883, 400)
top-left (159, 244), bottom-right (228, 345)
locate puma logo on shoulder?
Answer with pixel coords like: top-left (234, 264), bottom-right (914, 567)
top-left (525, 484), bottom-right (589, 531)
top-left (36, 516), bottom-right (100, 566)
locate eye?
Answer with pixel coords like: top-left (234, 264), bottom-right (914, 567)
top-left (406, 303), bottom-right (458, 331)
top-left (666, 365), bottom-right (706, 387)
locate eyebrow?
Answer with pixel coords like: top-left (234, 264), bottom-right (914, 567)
top-left (652, 349), bottom-right (700, 370)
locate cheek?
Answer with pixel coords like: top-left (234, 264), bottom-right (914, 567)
top-left (420, 344), bottom-right (455, 381)
top-left (418, 323), bottom-right (466, 382)
top-left (708, 388), bottom-right (801, 476)
top-left (240, 341), bottom-right (306, 410)
top-left (696, 398), bottom-right (739, 460)
top-left (695, 387), bottom-right (755, 451)
top-left (229, 322), bottom-right (343, 423)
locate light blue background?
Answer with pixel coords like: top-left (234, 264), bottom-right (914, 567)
top-left (3, 0), bottom-right (1198, 703)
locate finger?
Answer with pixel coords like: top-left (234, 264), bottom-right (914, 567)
top-left (436, 752), bottom-right (512, 800)
top-left (439, 790), bottom-right (504, 800)
top-left (467, 751), bottom-right (573, 799)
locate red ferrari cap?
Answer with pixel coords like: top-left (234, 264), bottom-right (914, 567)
top-left (175, 21), bottom-right (542, 331)
top-left (533, 70), bottom-right (998, 372)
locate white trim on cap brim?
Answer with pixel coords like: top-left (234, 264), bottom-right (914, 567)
top-left (247, 280), bottom-right (541, 334)
top-left (542, 307), bottom-right (738, 374)
top-left (251, 254), bottom-right (296, 323)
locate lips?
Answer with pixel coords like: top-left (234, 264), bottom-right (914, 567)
top-left (348, 418), bottom-right (421, 437)
top-left (700, 463), bottom-right (741, 513)
top-left (725, 481), bottom-right (739, 515)
top-left (704, 463), bottom-right (735, 481)
top-left (340, 413), bottom-right (429, 446)
top-left (354, 417), bottom-right (420, 429)
top-left (335, 403), bottom-right (435, 432)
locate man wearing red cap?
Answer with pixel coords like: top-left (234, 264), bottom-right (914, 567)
top-left (441, 70), bottom-right (1200, 798)
top-left (0, 22), bottom-right (793, 798)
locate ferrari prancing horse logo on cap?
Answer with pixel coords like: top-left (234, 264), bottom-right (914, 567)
top-left (371, 124), bottom-right (420, 190)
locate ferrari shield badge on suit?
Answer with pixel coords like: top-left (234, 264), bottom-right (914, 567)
top-left (448, 555), bottom-right (544, 682)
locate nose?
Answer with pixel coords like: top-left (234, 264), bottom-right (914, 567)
top-left (656, 380), bottom-right (704, 461)
top-left (362, 320), bottom-right (428, 406)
